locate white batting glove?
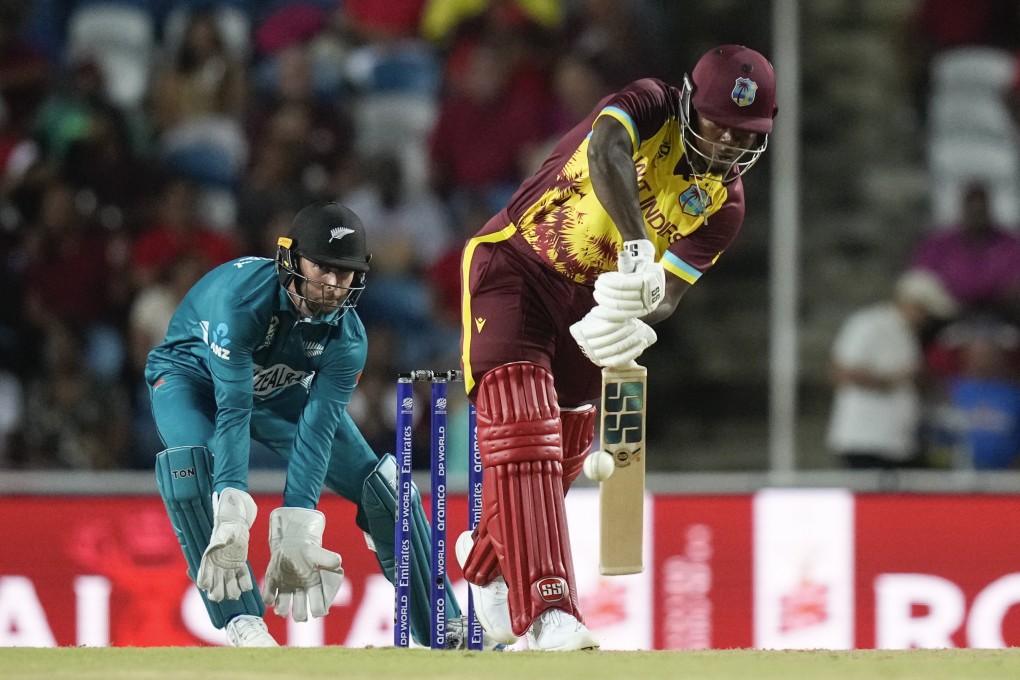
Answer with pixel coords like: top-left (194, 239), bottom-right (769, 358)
top-left (197, 488), bottom-right (257, 602)
top-left (262, 507), bottom-right (344, 622)
top-left (570, 307), bottom-right (657, 369)
top-left (594, 239), bottom-right (666, 321)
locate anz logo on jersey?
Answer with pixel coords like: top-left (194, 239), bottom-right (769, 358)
top-left (253, 363), bottom-right (315, 397)
top-left (199, 321), bottom-right (232, 360)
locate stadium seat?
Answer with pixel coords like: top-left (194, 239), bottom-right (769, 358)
top-left (160, 4), bottom-right (252, 61)
top-left (353, 93), bottom-right (439, 194)
top-left (159, 115), bottom-right (248, 188)
top-left (67, 3), bottom-right (156, 110)
top-left (928, 136), bottom-right (1020, 224)
top-left (929, 46), bottom-right (1016, 95)
top-left (928, 95), bottom-right (1015, 142)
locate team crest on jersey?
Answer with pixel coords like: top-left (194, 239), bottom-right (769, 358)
top-left (252, 363), bottom-right (310, 396)
top-left (679, 186), bottom-right (712, 216)
top-left (303, 341), bottom-right (325, 357)
top-left (255, 316), bottom-right (279, 352)
top-left (732, 77), bottom-right (758, 107)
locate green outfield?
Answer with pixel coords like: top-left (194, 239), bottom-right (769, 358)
top-left (3, 648), bottom-right (1020, 680)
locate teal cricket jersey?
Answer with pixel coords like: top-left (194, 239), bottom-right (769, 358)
top-left (145, 256), bottom-right (367, 507)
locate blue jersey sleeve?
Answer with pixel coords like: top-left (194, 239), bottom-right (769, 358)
top-left (283, 326), bottom-right (368, 508)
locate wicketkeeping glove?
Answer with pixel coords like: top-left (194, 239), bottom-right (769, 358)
top-left (197, 488), bottom-right (258, 602)
top-left (594, 239), bottom-right (666, 321)
top-left (261, 507), bottom-right (344, 622)
top-left (569, 306), bottom-right (657, 369)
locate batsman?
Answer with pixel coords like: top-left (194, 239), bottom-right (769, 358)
top-left (148, 202), bottom-right (483, 648)
top-left (457, 45), bottom-right (779, 650)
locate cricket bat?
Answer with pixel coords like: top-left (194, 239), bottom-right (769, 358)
top-left (597, 362), bottom-right (647, 575)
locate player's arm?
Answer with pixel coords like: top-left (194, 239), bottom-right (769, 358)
top-left (196, 298), bottom-right (263, 602)
top-left (644, 276), bottom-right (688, 324)
top-left (261, 335), bottom-right (359, 621)
top-left (283, 336), bottom-right (367, 509)
top-left (588, 116), bottom-right (647, 243)
top-left (587, 116), bottom-right (668, 324)
top-left (205, 300), bottom-right (262, 494)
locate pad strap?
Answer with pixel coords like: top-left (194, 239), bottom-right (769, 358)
top-left (470, 363), bottom-right (582, 635)
top-left (155, 446), bottom-right (264, 628)
top-left (361, 454), bottom-right (461, 646)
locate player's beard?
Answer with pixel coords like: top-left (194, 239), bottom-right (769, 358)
top-left (292, 279), bottom-right (346, 318)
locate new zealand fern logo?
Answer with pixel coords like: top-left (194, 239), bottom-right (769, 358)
top-left (329, 227), bottom-right (354, 242)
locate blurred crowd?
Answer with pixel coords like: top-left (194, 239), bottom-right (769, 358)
top-left (5, 0), bottom-right (1018, 475)
top-left (826, 0), bottom-right (1020, 471)
top-left (0, 0), bottom-right (674, 470)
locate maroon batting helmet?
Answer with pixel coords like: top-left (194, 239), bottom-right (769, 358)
top-left (691, 44), bottom-right (778, 134)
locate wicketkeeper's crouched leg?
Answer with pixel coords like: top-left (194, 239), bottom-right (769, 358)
top-left (155, 446), bottom-right (265, 628)
top-left (462, 362), bottom-right (583, 636)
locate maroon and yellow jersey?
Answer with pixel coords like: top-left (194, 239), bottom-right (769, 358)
top-left (490, 77), bottom-right (746, 286)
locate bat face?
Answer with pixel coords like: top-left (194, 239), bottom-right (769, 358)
top-left (602, 378), bottom-right (645, 467)
top-left (599, 364), bottom-right (647, 575)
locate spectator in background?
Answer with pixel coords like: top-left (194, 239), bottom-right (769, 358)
top-left (20, 175), bottom-right (129, 377)
top-left (131, 177), bottom-right (239, 290)
top-left (343, 0), bottom-right (428, 42)
top-left (549, 49), bottom-right (610, 133)
top-left (244, 44), bottom-right (354, 191)
top-left (428, 36), bottom-right (554, 217)
top-left (910, 181), bottom-right (1020, 324)
top-left (235, 133), bottom-right (317, 253)
top-left (420, 0), bottom-right (563, 49)
top-left (151, 8), bottom-right (249, 189)
top-left (565, 0), bottom-right (666, 90)
top-left (0, 91), bottom-right (39, 206)
top-left (827, 269), bottom-right (958, 469)
top-left (61, 103), bottom-right (165, 235)
top-left (0, 1), bottom-right (51, 132)
top-left (34, 57), bottom-right (125, 164)
top-left (522, 48), bottom-right (611, 172)
top-left (127, 253), bottom-right (207, 378)
top-left (21, 322), bottom-right (129, 469)
top-left (900, 0), bottom-right (1020, 122)
top-left (341, 151), bottom-right (456, 365)
top-left (945, 325), bottom-right (1020, 469)
top-left (150, 8), bottom-right (247, 133)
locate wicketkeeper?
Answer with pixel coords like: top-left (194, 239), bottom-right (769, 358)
top-left (457, 45), bottom-right (778, 650)
top-left (148, 202), bottom-right (486, 647)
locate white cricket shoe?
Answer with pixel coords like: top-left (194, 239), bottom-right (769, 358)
top-left (455, 531), bottom-right (518, 645)
top-left (226, 615), bottom-right (279, 647)
top-left (526, 608), bottom-right (599, 651)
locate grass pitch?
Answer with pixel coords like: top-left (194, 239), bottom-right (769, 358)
top-left (3, 648), bottom-right (1020, 680)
